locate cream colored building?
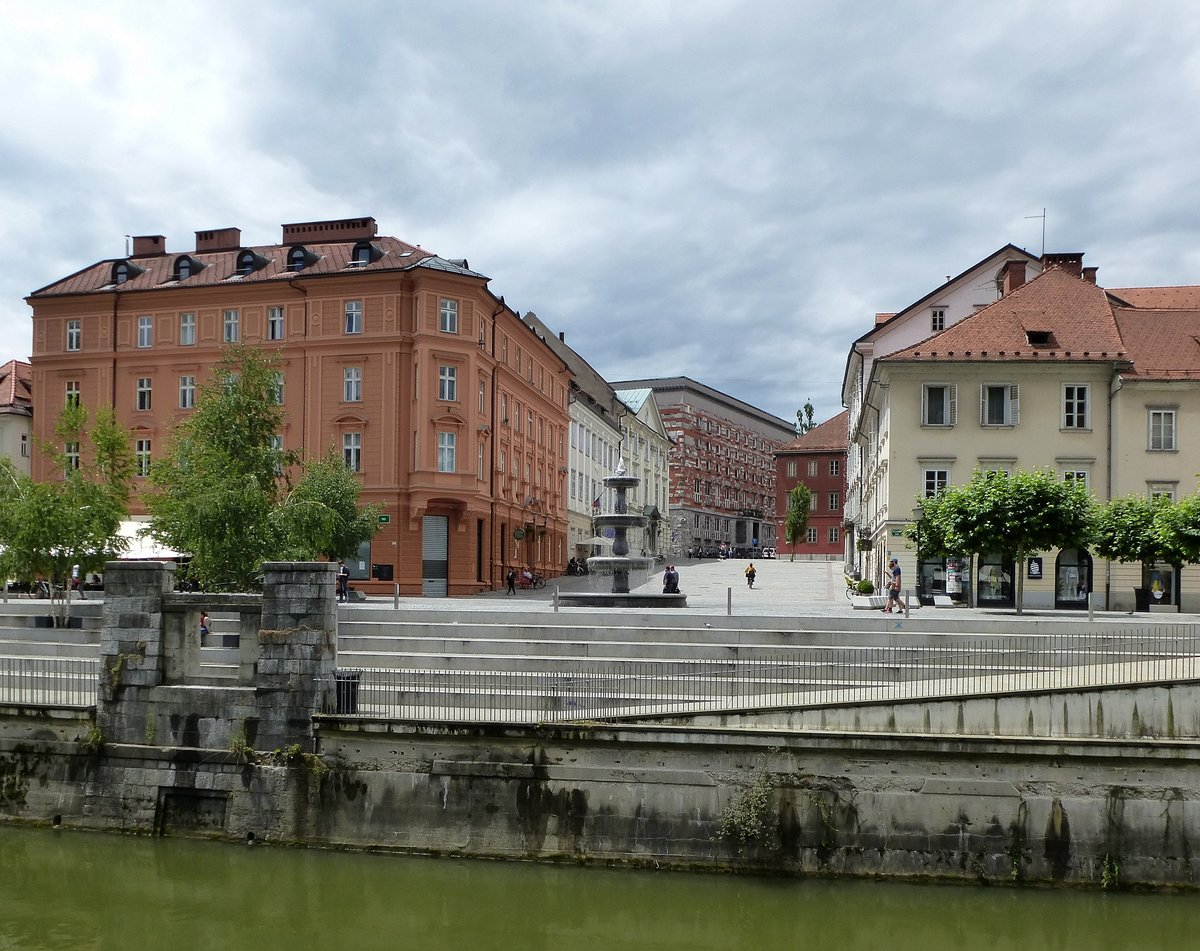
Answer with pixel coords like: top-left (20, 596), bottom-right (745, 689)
top-left (0, 360), bottom-right (33, 476)
top-left (850, 254), bottom-right (1200, 611)
top-left (614, 387), bottom-right (671, 555)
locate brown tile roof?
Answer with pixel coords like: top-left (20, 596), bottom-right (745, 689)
top-left (1114, 308), bottom-right (1200, 379)
top-left (1108, 286), bottom-right (1200, 309)
top-left (28, 235), bottom-right (454, 299)
top-left (0, 359), bottom-right (32, 416)
top-left (882, 268), bottom-right (1126, 364)
top-left (777, 410), bottom-right (848, 453)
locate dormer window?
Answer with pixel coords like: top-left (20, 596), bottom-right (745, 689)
top-left (173, 255), bottom-right (204, 282)
top-left (112, 261), bottom-right (144, 285)
top-left (234, 249), bottom-right (268, 277)
top-left (286, 245), bottom-right (314, 272)
top-left (1026, 330), bottom-right (1051, 346)
top-left (348, 241), bottom-right (379, 267)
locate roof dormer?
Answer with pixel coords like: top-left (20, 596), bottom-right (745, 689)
top-left (347, 241), bottom-right (382, 267)
top-left (173, 255), bottom-right (205, 282)
top-left (286, 245), bottom-right (318, 272)
top-left (112, 260), bottom-right (145, 285)
top-left (234, 249), bottom-right (269, 277)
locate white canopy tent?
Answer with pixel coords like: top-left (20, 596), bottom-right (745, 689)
top-left (117, 520), bottom-right (185, 560)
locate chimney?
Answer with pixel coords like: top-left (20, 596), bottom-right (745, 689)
top-left (875, 312), bottom-right (895, 326)
top-left (1082, 266), bottom-right (1099, 285)
top-left (131, 235), bottom-right (166, 257)
top-left (280, 217), bottom-right (378, 244)
top-left (1001, 260), bottom-right (1026, 295)
top-left (559, 332), bottom-right (565, 342)
top-left (195, 227), bottom-right (243, 253)
top-left (1041, 252), bottom-right (1084, 278)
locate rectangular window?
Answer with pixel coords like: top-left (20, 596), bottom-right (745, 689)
top-left (922, 383), bottom-right (958, 426)
top-left (136, 378), bottom-right (152, 411)
top-left (527, 410), bottom-right (534, 435)
top-left (179, 376), bottom-right (196, 409)
top-left (65, 381), bottom-right (80, 407)
top-left (829, 459), bottom-right (841, 477)
top-left (344, 300), bottom-right (362, 335)
top-left (809, 495), bottom-right (818, 511)
top-left (1148, 482), bottom-right (1177, 500)
top-left (478, 444), bottom-right (485, 480)
top-left (19, 434), bottom-right (28, 457)
top-left (438, 432), bottom-right (456, 472)
top-left (924, 468), bottom-right (949, 496)
top-left (439, 299), bottom-right (458, 333)
top-left (1149, 409), bottom-right (1176, 451)
top-left (223, 309), bottom-right (240, 343)
top-left (828, 527), bottom-right (840, 544)
top-left (438, 365), bottom-right (458, 401)
top-left (272, 372), bottom-right (284, 405)
top-left (343, 432), bottom-right (362, 472)
top-left (64, 441), bottom-right (80, 472)
top-left (931, 308), bottom-right (946, 333)
top-left (1063, 384), bottom-right (1089, 429)
top-left (267, 306), bottom-right (285, 341)
top-left (479, 380), bottom-right (486, 414)
top-left (135, 439), bottom-right (151, 477)
top-left (786, 461), bottom-right (796, 478)
top-left (344, 367), bottom-right (362, 402)
top-left (980, 383), bottom-right (1019, 426)
top-left (806, 527), bottom-right (817, 544)
top-left (179, 312), bottom-right (196, 346)
top-left (501, 393), bottom-right (508, 425)
top-left (807, 460), bottom-right (818, 477)
top-left (137, 315), bottom-right (153, 348)
top-left (1062, 469), bottom-right (1089, 488)
top-left (66, 320), bottom-right (81, 352)
top-left (828, 491), bottom-right (840, 510)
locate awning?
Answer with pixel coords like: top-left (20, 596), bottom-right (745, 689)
top-left (118, 520), bottom-right (186, 560)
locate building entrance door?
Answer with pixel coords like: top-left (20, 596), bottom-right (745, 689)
top-left (422, 515), bottom-right (449, 597)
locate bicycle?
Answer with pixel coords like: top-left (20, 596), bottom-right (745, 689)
top-left (845, 574), bottom-right (860, 600)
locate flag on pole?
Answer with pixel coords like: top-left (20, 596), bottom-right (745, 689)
top-left (592, 497), bottom-right (601, 509)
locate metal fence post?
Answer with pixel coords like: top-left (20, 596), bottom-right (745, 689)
top-left (394, 583), bottom-right (400, 609)
top-left (727, 587), bottom-right (732, 616)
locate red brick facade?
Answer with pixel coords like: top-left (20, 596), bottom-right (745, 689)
top-left (774, 411), bottom-right (848, 559)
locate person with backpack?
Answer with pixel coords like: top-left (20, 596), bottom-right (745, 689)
top-left (745, 563), bottom-right (757, 588)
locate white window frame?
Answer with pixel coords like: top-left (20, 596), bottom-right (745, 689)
top-left (786, 461), bottom-right (796, 478)
top-left (179, 376), bottom-right (196, 409)
top-left (922, 383), bottom-right (958, 426)
top-left (438, 431), bottom-right (457, 472)
top-left (272, 372), bottom-right (284, 405)
top-left (806, 527), bottom-right (817, 544)
top-left (1062, 384), bottom-right (1090, 430)
top-left (343, 432), bottom-right (362, 472)
top-left (66, 319), bottom-right (81, 352)
top-left (1062, 469), bottom-right (1089, 489)
top-left (64, 441), bottom-right (80, 472)
top-left (828, 491), bottom-right (840, 510)
top-left (923, 468), bottom-right (949, 497)
top-left (1148, 481), bottom-right (1178, 500)
top-left (931, 307), bottom-right (946, 333)
top-left (136, 377), bottom-right (152, 411)
top-left (828, 527), bottom-right (839, 545)
top-left (344, 367), bottom-right (362, 402)
top-left (223, 309), bottom-right (240, 343)
top-left (135, 439), bottom-right (152, 477)
top-left (344, 300), bottom-right (363, 335)
top-left (439, 298), bottom-right (458, 333)
top-left (438, 365), bottom-right (458, 402)
top-left (137, 315), bottom-right (153, 348)
top-left (1149, 408), bottom-right (1176, 451)
top-left (980, 383), bottom-right (1019, 427)
top-left (179, 312), bottom-right (196, 346)
top-left (65, 381), bottom-right (80, 407)
top-left (829, 459), bottom-right (841, 477)
top-left (807, 460), bottom-right (817, 477)
top-left (267, 306), bottom-right (285, 341)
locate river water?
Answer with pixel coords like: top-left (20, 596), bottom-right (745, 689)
top-left (0, 825), bottom-right (1195, 950)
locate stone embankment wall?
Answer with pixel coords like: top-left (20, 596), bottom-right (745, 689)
top-left (1, 562), bottom-right (1199, 889)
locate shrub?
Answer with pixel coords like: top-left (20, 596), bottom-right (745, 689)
top-left (856, 579), bottom-right (875, 595)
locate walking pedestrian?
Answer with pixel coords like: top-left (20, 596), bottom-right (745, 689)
top-left (506, 567), bottom-right (517, 595)
top-left (885, 558), bottom-right (906, 613)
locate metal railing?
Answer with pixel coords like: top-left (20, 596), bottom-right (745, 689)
top-left (0, 657), bottom-right (99, 708)
top-left (319, 626), bottom-right (1200, 724)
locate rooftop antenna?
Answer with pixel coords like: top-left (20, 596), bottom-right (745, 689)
top-left (1024, 208), bottom-right (1046, 256)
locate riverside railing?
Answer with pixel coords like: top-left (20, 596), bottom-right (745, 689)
top-left (320, 627), bottom-right (1200, 723)
top-left (0, 657), bottom-right (99, 708)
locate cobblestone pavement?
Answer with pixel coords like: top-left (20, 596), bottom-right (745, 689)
top-left (354, 557), bottom-right (1191, 623)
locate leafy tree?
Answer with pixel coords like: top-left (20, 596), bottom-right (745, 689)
top-left (783, 483), bottom-right (812, 562)
top-left (146, 346), bottom-right (381, 591)
top-left (1091, 494), bottom-right (1173, 566)
top-left (0, 404), bottom-right (133, 626)
top-left (795, 400), bottom-right (815, 435)
top-left (921, 469), bottom-right (1095, 613)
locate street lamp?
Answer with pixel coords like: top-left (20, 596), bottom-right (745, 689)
top-left (911, 502), bottom-right (924, 601)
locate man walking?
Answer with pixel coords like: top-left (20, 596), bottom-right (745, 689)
top-left (885, 557), bottom-right (905, 613)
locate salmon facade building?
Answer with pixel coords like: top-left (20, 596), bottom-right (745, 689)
top-left (27, 217), bottom-right (571, 596)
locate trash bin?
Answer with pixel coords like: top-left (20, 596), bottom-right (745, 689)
top-left (1133, 588), bottom-right (1150, 612)
top-left (335, 670), bottom-right (360, 714)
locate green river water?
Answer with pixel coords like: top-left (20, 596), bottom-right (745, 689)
top-left (1, 825), bottom-right (1195, 950)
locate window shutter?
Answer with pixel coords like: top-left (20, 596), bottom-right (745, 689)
top-left (921, 386), bottom-right (929, 424)
top-left (1009, 384), bottom-right (1020, 425)
top-left (948, 384), bottom-right (958, 426)
top-left (979, 384), bottom-right (987, 425)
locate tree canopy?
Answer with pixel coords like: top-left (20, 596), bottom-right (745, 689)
top-left (146, 347), bottom-right (381, 590)
top-left (0, 404), bottom-right (133, 625)
top-left (783, 483), bottom-right (813, 561)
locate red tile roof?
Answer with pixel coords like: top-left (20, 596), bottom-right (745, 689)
top-left (0, 359), bottom-right (32, 416)
top-left (882, 268), bottom-right (1127, 364)
top-left (1108, 286), bottom-right (1200, 309)
top-left (28, 235), bottom-right (446, 299)
top-left (1114, 308), bottom-right (1200, 379)
top-left (777, 410), bottom-right (849, 452)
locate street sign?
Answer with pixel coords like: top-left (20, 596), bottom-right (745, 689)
top-left (378, 514), bottom-right (391, 524)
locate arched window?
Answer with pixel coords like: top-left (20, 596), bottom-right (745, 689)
top-left (236, 250), bottom-right (258, 276)
top-left (114, 263), bottom-right (130, 284)
top-left (287, 246), bottom-right (309, 271)
top-left (349, 241), bottom-right (377, 267)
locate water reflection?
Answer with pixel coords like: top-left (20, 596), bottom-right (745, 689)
top-left (0, 826), bottom-right (1194, 950)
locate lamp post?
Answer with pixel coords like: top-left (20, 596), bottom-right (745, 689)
top-left (911, 502), bottom-right (924, 602)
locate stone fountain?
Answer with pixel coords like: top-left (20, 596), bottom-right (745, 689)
top-left (558, 460), bottom-right (686, 608)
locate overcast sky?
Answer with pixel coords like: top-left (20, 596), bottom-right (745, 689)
top-left (4, 1), bottom-right (1200, 427)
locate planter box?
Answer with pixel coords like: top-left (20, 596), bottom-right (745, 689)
top-left (851, 595), bottom-right (886, 610)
